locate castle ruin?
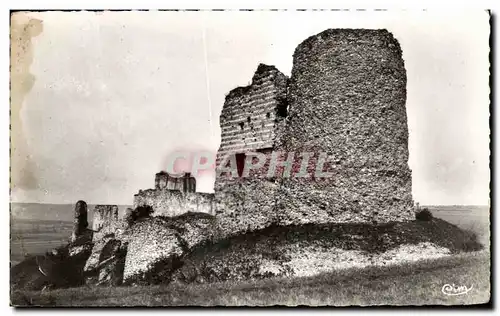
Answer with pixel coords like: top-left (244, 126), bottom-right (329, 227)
top-left (71, 200), bottom-right (88, 242)
top-left (77, 28), bottom-right (415, 286)
top-left (133, 171), bottom-right (213, 217)
top-left (215, 29), bottom-right (414, 231)
top-left (92, 205), bottom-right (119, 231)
top-left (214, 64), bottom-right (289, 232)
top-left (280, 29), bottom-right (413, 224)
top-left (88, 29), bottom-right (413, 238)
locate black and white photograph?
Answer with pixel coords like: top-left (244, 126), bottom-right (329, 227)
top-left (9, 9), bottom-right (491, 307)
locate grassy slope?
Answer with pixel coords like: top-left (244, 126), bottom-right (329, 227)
top-left (12, 250), bottom-right (490, 307)
top-left (11, 207), bottom-right (490, 306)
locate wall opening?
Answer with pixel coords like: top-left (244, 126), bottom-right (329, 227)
top-left (235, 153), bottom-right (245, 177)
top-left (239, 122), bottom-right (244, 130)
top-left (277, 98), bottom-right (288, 118)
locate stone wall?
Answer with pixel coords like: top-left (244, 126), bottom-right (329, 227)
top-left (133, 189), bottom-right (214, 217)
top-left (71, 200), bottom-right (88, 242)
top-left (92, 205), bottom-right (119, 232)
top-left (92, 218), bottom-right (128, 243)
top-left (214, 63), bottom-right (289, 234)
top-left (122, 214), bottom-right (218, 284)
top-left (122, 218), bottom-right (184, 283)
top-left (216, 63), bottom-right (288, 163)
top-left (155, 171), bottom-right (196, 192)
top-left (215, 29), bottom-right (414, 232)
top-left (280, 29), bottom-right (413, 224)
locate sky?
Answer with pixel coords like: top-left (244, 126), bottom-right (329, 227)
top-left (10, 10), bottom-right (490, 206)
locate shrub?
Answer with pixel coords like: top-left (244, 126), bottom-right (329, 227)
top-left (125, 205), bottom-right (154, 226)
top-left (415, 208), bottom-right (433, 221)
top-left (461, 229), bottom-right (483, 252)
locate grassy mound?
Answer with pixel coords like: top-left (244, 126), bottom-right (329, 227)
top-left (172, 218), bottom-right (482, 283)
top-left (10, 213), bottom-right (483, 291)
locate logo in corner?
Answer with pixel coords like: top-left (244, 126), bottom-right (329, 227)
top-left (442, 283), bottom-right (473, 296)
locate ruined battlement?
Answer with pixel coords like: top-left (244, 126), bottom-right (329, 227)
top-left (214, 64), bottom-right (289, 233)
top-left (217, 63), bottom-right (288, 163)
top-left (92, 205), bottom-right (119, 232)
top-left (155, 171), bottom-right (196, 192)
top-left (134, 172), bottom-right (214, 217)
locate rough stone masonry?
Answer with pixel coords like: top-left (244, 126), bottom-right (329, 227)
top-left (134, 172), bottom-right (213, 217)
top-left (215, 29), bottom-right (414, 229)
top-left (280, 29), bottom-right (413, 224)
top-left (71, 200), bottom-right (88, 242)
top-left (214, 63), bottom-right (289, 234)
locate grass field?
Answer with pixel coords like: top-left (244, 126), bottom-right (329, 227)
top-left (12, 250), bottom-right (490, 306)
top-left (10, 219), bottom-right (73, 265)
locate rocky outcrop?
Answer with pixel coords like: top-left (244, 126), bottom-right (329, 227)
top-left (122, 219), bottom-right (184, 284)
top-left (10, 231), bottom-right (94, 291)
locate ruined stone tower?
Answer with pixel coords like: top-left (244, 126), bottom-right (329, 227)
top-left (281, 29), bottom-right (413, 224)
top-left (215, 29), bottom-right (413, 231)
top-left (214, 63), bottom-right (288, 233)
top-left (71, 200), bottom-right (88, 242)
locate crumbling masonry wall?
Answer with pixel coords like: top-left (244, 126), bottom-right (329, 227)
top-left (215, 29), bottom-right (414, 231)
top-left (279, 29), bottom-right (414, 224)
top-left (216, 64), bottom-right (288, 161)
top-left (214, 64), bottom-right (289, 234)
top-left (133, 172), bottom-right (213, 217)
top-left (155, 171), bottom-right (196, 192)
top-left (71, 200), bottom-right (89, 242)
top-left (133, 190), bottom-right (214, 216)
top-left (92, 205), bottom-right (119, 232)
